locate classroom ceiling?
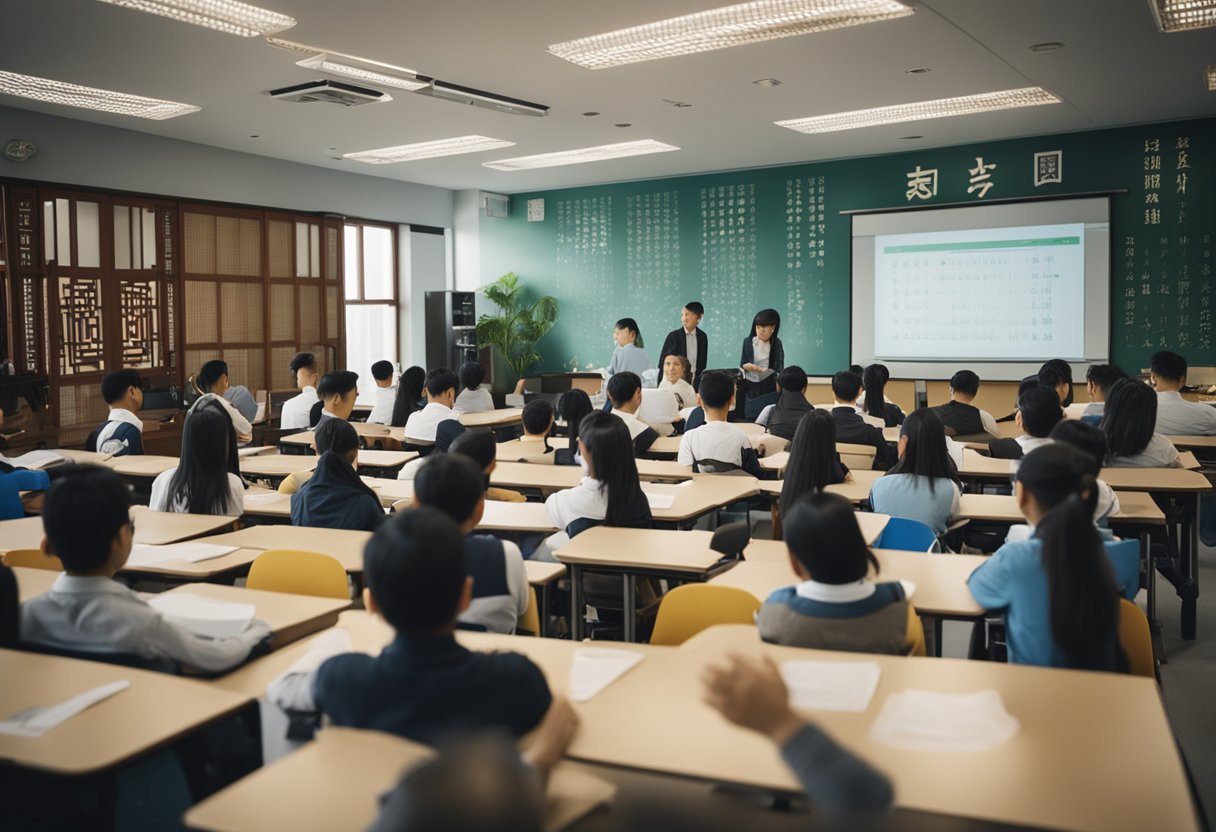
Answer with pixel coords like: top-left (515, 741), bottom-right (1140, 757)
top-left (1, 0), bottom-right (1214, 194)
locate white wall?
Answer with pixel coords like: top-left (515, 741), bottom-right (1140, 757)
top-left (453, 189), bottom-right (482, 292)
top-left (406, 229), bottom-right (450, 367)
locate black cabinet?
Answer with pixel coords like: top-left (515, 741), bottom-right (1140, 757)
top-left (424, 291), bottom-right (480, 374)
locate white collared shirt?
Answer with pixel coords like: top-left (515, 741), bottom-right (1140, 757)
top-left (367, 384), bottom-right (397, 425)
top-left (96, 408), bottom-right (143, 455)
top-left (404, 401), bottom-right (460, 442)
top-left (1155, 390), bottom-right (1216, 436)
top-left (659, 377), bottom-right (696, 410)
top-left (685, 329), bottom-right (698, 375)
top-left (678, 420), bottom-right (751, 468)
top-left (540, 476), bottom-right (609, 558)
top-left (743, 337), bottom-right (773, 382)
top-left (149, 469), bottom-right (246, 516)
top-left (454, 386), bottom-right (495, 414)
top-left (1015, 435), bottom-right (1054, 455)
top-left (280, 386), bottom-right (319, 431)
top-left (611, 408), bottom-right (651, 441)
top-left (795, 577), bottom-right (916, 602)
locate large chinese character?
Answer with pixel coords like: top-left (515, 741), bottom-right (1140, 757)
top-left (967, 157), bottom-right (997, 198)
top-left (1033, 150), bottom-right (1062, 187)
top-left (905, 165), bottom-right (938, 201)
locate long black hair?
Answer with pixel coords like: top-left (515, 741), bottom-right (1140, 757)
top-left (168, 402), bottom-right (238, 515)
top-left (615, 318), bottom-right (644, 350)
top-left (1016, 444), bottom-right (1118, 669)
top-left (391, 365), bottom-right (427, 427)
top-left (749, 308), bottom-right (781, 340)
top-left (885, 408), bottom-right (958, 495)
top-left (194, 395), bottom-right (242, 480)
top-left (557, 389), bottom-right (594, 455)
top-left (578, 411), bottom-right (649, 526)
top-left (1100, 378), bottom-right (1158, 458)
top-left (780, 409), bottom-right (841, 520)
top-left (311, 418), bottom-right (379, 501)
top-left (862, 364), bottom-right (888, 420)
top-left (783, 492), bottom-right (879, 584)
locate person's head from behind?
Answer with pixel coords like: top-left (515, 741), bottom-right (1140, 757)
top-left (1038, 361), bottom-right (1072, 405)
top-left (780, 409), bottom-right (838, 519)
top-left (777, 366), bottom-right (808, 395)
top-left (391, 366), bottom-right (427, 427)
top-left (663, 353), bottom-right (691, 385)
top-left (460, 362), bottom-right (486, 393)
top-left (173, 402), bottom-right (236, 515)
top-left (831, 370), bottom-right (863, 404)
top-left (681, 301), bottom-right (704, 332)
top-left (949, 369), bottom-right (980, 401)
top-left (1101, 378), bottom-right (1157, 458)
top-left (413, 452), bottom-right (487, 532)
top-left (423, 368), bottom-right (459, 408)
top-left (290, 352), bottom-right (319, 391)
top-left (557, 389), bottom-right (593, 452)
top-left (101, 368), bottom-right (143, 413)
top-left (861, 364), bottom-right (888, 418)
top-left (42, 465), bottom-right (132, 576)
top-left (521, 399), bottom-right (554, 439)
top-left (1085, 364), bottom-right (1126, 403)
top-left (371, 360), bottom-right (396, 388)
top-left (1049, 420), bottom-right (1107, 478)
top-left (606, 371), bottom-right (643, 413)
top-left (1016, 384), bottom-right (1063, 438)
top-left (783, 492), bottom-right (878, 585)
top-left (577, 411), bottom-right (643, 524)
top-left (1150, 350), bottom-right (1187, 390)
top-left (750, 308), bottom-right (780, 342)
top-left (318, 370), bottom-right (360, 420)
top-left (197, 359), bottom-right (230, 395)
top-left (450, 428), bottom-right (497, 478)
top-left (696, 370), bottom-right (735, 415)
top-left (315, 415), bottom-right (359, 466)
top-left (891, 408), bottom-right (956, 492)
top-left (613, 317), bottom-right (642, 349)
top-left (363, 507), bottom-right (469, 634)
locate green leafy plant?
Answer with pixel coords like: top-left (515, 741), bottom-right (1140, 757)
top-left (476, 272), bottom-right (559, 381)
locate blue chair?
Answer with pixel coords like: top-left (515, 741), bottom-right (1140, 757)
top-left (873, 517), bottom-right (939, 552)
top-left (1104, 539), bottom-right (1141, 601)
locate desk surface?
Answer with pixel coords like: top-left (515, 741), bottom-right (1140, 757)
top-left (202, 526), bottom-right (371, 573)
top-left (0, 515), bottom-right (44, 553)
top-left (13, 564), bottom-right (58, 601)
top-left (960, 449), bottom-right (1211, 491)
top-left (757, 469), bottom-right (884, 504)
top-left (108, 454), bottom-right (180, 478)
top-left (130, 505), bottom-right (238, 544)
top-left (490, 461), bottom-right (583, 493)
top-left (642, 477), bottom-right (760, 523)
top-left (460, 407), bottom-right (525, 428)
top-left (184, 726), bottom-right (615, 832)
top-left (556, 527), bottom-right (726, 573)
top-left (152, 583), bottom-right (350, 650)
top-left (955, 492), bottom-right (1166, 525)
top-left (51, 448), bottom-right (114, 465)
top-left (524, 559), bottom-right (567, 585)
top-left (479, 500), bottom-right (558, 532)
top-left (0, 648), bottom-right (250, 775)
top-left (1165, 434), bottom-right (1216, 450)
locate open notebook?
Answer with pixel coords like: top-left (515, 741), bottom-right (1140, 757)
top-left (0, 450), bottom-right (66, 470)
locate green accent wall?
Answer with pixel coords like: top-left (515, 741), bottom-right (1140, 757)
top-left (480, 117), bottom-right (1214, 376)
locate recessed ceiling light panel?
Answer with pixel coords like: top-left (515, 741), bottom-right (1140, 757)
top-left (484, 140), bottom-right (679, 171)
top-left (1206, 64), bottom-right (1216, 90)
top-left (776, 86), bottom-right (1059, 134)
top-left (344, 136), bottom-right (516, 164)
top-left (295, 55), bottom-right (427, 91)
top-left (1148, 0), bottom-right (1216, 32)
top-left (0, 70), bottom-right (200, 119)
top-left (96, 0), bottom-right (296, 37)
top-left (548, 0), bottom-right (913, 69)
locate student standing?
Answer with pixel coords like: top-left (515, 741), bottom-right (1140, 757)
top-left (310, 370), bottom-right (360, 428)
top-left (756, 366), bottom-right (813, 441)
top-left (1101, 378), bottom-right (1183, 467)
top-left (988, 385), bottom-right (1062, 460)
top-left (390, 365), bottom-right (427, 428)
top-left (605, 372), bottom-right (659, 456)
top-left (859, 364), bottom-right (905, 428)
top-left (404, 368), bottom-right (465, 444)
top-left (778, 410), bottom-right (850, 530)
top-left (455, 362), bottom-right (494, 413)
top-left (829, 371), bottom-right (897, 469)
top-left (869, 408), bottom-right (961, 536)
top-left (1081, 364), bottom-right (1126, 426)
top-left (88, 369), bottom-right (145, 456)
top-left (677, 370), bottom-right (762, 476)
top-left (290, 419), bottom-right (384, 532)
top-left (1150, 350), bottom-right (1216, 435)
top-left (658, 354), bottom-right (697, 410)
top-left (280, 352), bottom-right (320, 431)
top-left (740, 308), bottom-right (784, 419)
top-left (931, 369), bottom-right (998, 437)
top-left (194, 360), bottom-right (252, 444)
top-left (367, 360), bottom-right (398, 425)
top-left (149, 403), bottom-right (245, 516)
top-left (657, 301), bottom-right (708, 380)
top-left (607, 318), bottom-right (651, 376)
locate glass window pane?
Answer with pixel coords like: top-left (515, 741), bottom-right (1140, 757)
top-left (344, 225), bottom-right (360, 299)
top-left (346, 304), bottom-right (398, 400)
top-left (142, 208), bottom-right (157, 269)
top-left (56, 198), bottom-right (72, 267)
top-left (362, 226), bottom-right (394, 300)
top-left (310, 224), bottom-right (320, 277)
top-left (295, 221), bottom-right (310, 278)
top-left (113, 205), bottom-right (131, 269)
top-left (43, 201), bottom-right (55, 263)
top-left (76, 201), bottom-right (100, 268)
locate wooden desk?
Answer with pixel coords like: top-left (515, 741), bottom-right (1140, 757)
top-left (241, 453), bottom-right (416, 481)
top-left (0, 515), bottom-right (44, 553)
top-left (460, 407), bottom-right (524, 429)
top-left (152, 583), bottom-right (350, 649)
top-left (479, 500), bottom-right (557, 532)
top-left (955, 491), bottom-right (1166, 525)
top-left (757, 469), bottom-right (883, 505)
top-left (50, 448), bottom-right (114, 465)
top-left (643, 477), bottom-right (760, 525)
top-left (1165, 434), bottom-right (1216, 451)
top-left (13, 564), bottom-right (58, 601)
top-left (279, 421), bottom-right (393, 450)
top-left (119, 547), bottom-right (264, 581)
top-left (129, 505), bottom-right (238, 544)
top-left (634, 458), bottom-right (696, 481)
top-left (202, 526), bottom-right (371, 573)
top-left (490, 462), bottom-right (582, 495)
top-left (524, 560), bottom-right (567, 586)
top-left (0, 648), bottom-right (251, 775)
top-left (184, 726), bottom-right (615, 832)
top-left (108, 454), bottom-right (180, 479)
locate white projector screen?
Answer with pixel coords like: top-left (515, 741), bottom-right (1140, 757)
top-left (851, 197), bottom-right (1110, 381)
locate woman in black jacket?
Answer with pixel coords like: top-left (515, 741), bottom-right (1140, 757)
top-left (739, 308), bottom-right (784, 420)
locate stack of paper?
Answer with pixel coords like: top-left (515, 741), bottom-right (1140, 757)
top-left (641, 490), bottom-right (676, 510)
top-left (568, 648), bottom-right (644, 702)
top-left (148, 593), bottom-right (256, 639)
top-left (870, 689), bottom-right (1020, 751)
top-left (0, 450), bottom-right (66, 470)
top-left (780, 661), bottom-right (882, 713)
top-left (127, 542), bottom-right (237, 566)
top-left (0, 680), bottom-right (130, 737)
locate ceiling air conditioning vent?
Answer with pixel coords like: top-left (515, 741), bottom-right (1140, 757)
top-left (268, 80), bottom-right (391, 106)
top-left (415, 79), bottom-right (548, 117)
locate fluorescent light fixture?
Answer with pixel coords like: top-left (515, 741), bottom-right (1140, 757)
top-left (775, 86), bottom-right (1060, 134)
top-left (96, 0), bottom-right (296, 37)
top-left (1148, 0), bottom-right (1216, 32)
top-left (415, 80), bottom-right (549, 117)
top-left (1206, 64), bottom-right (1216, 90)
top-left (484, 140), bottom-right (679, 171)
top-left (345, 136), bottom-right (517, 164)
top-left (0, 70), bottom-right (200, 119)
top-left (267, 38), bottom-right (426, 91)
top-left (548, 0), bottom-right (913, 69)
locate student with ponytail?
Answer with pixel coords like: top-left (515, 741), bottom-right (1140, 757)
top-left (967, 444), bottom-right (1124, 670)
top-left (291, 418), bottom-right (385, 531)
top-left (778, 410), bottom-right (849, 532)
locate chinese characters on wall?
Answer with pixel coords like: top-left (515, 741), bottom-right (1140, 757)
top-left (700, 184), bottom-right (757, 345)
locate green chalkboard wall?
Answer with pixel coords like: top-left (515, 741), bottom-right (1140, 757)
top-left (479, 117), bottom-right (1214, 377)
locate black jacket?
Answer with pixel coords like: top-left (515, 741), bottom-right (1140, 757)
top-left (740, 336), bottom-right (784, 378)
top-left (658, 327), bottom-right (709, 377)
top-left (766, 390), bottom-right (813, 441)
top-left (987, 437), bottom-right (1025, 460)
top-left (830, 407), bottom-right (898, 470)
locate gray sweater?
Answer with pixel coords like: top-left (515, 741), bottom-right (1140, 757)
top-left (782, 723), bottom-right (895, 816)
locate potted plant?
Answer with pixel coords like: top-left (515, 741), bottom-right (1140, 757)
top-left (475, 273), bottom-right (559, 391)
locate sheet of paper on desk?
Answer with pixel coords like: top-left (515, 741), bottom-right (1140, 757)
top-left (128, 542), bottom-right (238, 565)
top-left (0, 680), bottom-right (130, 737)
top-left (641, 491), bottom-right (676, 509)
top-left (870, 689), bottom-right (1020, 751)
top-left (568, 648), bottom-right (644, 702)
top-left (148, 593), bottom-right (256, 639)
top-left (780, 661), bottom-right (882, 713)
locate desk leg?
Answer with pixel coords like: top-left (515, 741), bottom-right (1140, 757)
top-left (538, 583), bottom-right (551, 638)
top-left (1141, 531), bottom-right (1155, 625)
top-left (931, 616), bottom-right (942, 658)
top-left (623, 574), bottom-right (637, 643)
top-left (1182, 494), bottom-right (1199, 640)
top-left (571, 565), bottom-right (584, 642)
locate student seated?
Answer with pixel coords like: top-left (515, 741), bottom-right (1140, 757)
top-left (605, 371), bottom-right (659, 456)
top-left (194, 359), bottom-right (252, 444)
top-left (758, 492), bottom-right (922, 655)
top-left (310, 370), bottom-right (360, 428)
top-left (280, 352), bottom-right (320, 431)
top-left (498, 399), bottom-right (555, 464)
top-left (89, 369), bottom-right (145, 456)
top-left (150, 401), bottom-right (246, 516)
top-left (279, 409), bottom-right (358, 495)
top-left (1080, 363), bottom-right (1126, 426)
top-left (1037, 360), bottom-right (1073, 407)
top-left (267, 507), bottom-right (552, 744)
top-left (968, 444), bottom-right (1124, 670)
top-left (828, 371), bottom-right (897, 469)
top-left (930, 369), bottom-right (998, 437)
top-left (988, 384), bottom-right (1061, 460)
top-left (1101, 378), bottom-right (1182, 468)
top-left (290, 419), bottom-right (385, 532)
top-left (637, 387), bottom-right (682, 436)
top-left (869, 408), bottom-right (960, 536)
top-left (756, 366), bottom-right (812, 441)
top-left (677, 370), bottom-right (762, 476)
top-left (607, 317), bottom-right (651, 376)
top-left (777, 410), bottom-right (850, 533)
top-left (22, 466), bottom-right (270, 672)
top-left (658, 301), bottom-right (707, 381)
top-left (858, 364), bottom-right (905, 428)
top-left (1150, 350), bottom-right (1216, 435)
top-left (367, 360), bottom-right (398, 425)
top-left (455, 362), bottom-right (494, 413)
top-left (536, 412), bottom-right (652, 561)
top-left (412, 454), bottom-right (529, 633)
top-left (450, 428), bottom-right (527, 503)
top-left (658, 353), bottom-right (696, 410)
top-left (0, 406), bottom-right (51, 520)
top-left (404, 368), bottom-right (465, 444)
top-left (554, 389), bottom-right (593, 466)
top-left (389, 365), bottom-right (427, 428)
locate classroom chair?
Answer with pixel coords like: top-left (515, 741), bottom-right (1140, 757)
top-left (3, 548), bottom-right (64, 571)
top-left (1118, 598), bottom-right (1155, 678)
top-left (711, 520), bottom-right (751, 560)
top-left (837, 442), bottom-right (877, 471)
top-left (755, 434), bottom-right (788, 457)
top-left (517, 587), bottom-right (541, 637)
top-left (246, 550), bottom-right (350, 599)
top-left (649, 584), bottom-right (761, 646)
top-left (873, 517), bottom-right (940, 553)
top-left (1107, 540), bottom-right (1142, 601)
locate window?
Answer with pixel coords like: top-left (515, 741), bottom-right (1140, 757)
top-left (344, 221), bottom-right (398, 398)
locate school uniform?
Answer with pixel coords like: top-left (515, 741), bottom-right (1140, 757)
top-left (658, 326), bottom-right (708, 378)
top-left (1079, 401), bottom-right (1104, 426)
top-left (224, 385), bottom-right (258, 423)
top-left (611, 409), bottom-right (659, 456)
top-left (21, 574), bottom-right (270, 673)
top-left (1002, 524), bottom-right (1136, 598)
top-left (280, 386), bottom-right (319, 431)
top-left (91, 408), bottom-right (144, 456)
top-left (1106, 434), bottom-right (1182, 468)
top-left (740, 336), bottom-right (784, 418)
top-left (658, 377), bottom-right (697, 410)
top-left (1155, 390), bottom-right (1216, 436)
top-left (367, 383), bottom-right (397, 425)
top-left (677, 420), bottom-right (761, 476)
top-left (290, 452), bottom-right (385, 532)
top-left (404, 401), bottom-right (462, 442)
top-left (759, 390), bottom-right (812, 441)
top-left (758, 580), bottom-right (918, 655)
top-left (0, 465), bottom-right (50, 520)
top-left (454, 386), bottom-right (495, 414)
top-left (830, 406), bottom-right (897, 469)
top-left (930, 400), bottom-right (997, 437)
top-left (149, 469), bottom-right (246, 516)
top-left (868, 474), bottom-right (960, 535)
top-left (193, 392), bottom-right (252, 444)
top-left (536, 476), bottom-right (652, 561)
top-left (987, 434), bottom-right (1053, 460)
top-left (607, 343), bottom-right (652, 376)
top-left (459, 536), bottom-right (530, 634)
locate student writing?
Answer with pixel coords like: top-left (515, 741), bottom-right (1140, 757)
top-left (987, 384), bottom-right (1062, 460)
top-left (290, 418), bottom-right (385, 532)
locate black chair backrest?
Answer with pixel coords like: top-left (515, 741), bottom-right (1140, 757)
top-left (710, 520), bottom-right (751, 560)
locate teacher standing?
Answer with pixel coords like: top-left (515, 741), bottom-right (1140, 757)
top-left (740, 308), bottom-right (783, 419)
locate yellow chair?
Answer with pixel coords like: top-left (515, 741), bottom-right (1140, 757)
top-left (517, 587), bottom-right (541, 637)
top-left (3, 549), bottom-right (64, 571)
top-left (1118, 598), bottom-right (1155, 678)
top-left (246, 549), bottom-right (349, 600)
top-left (649, 584), bottom-right (761, 646)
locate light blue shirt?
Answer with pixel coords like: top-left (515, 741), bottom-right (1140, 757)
top-left (868, 473), bottom-right (960, 535)
top-left (608, 343), bottom-right (652, 377)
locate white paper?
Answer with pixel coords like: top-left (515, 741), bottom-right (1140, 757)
top-left (568, 647), bottom-right (644, 702)
top-left (148, 593), bottom-right (256, 639)
top-left (127, 542), bottom-right (238, 566)
top-left (0, 450), bottom-right (65, 470)
top-left (641, 491), bottom-right (676, 510)
top-left (0, 680), bottom-right (131, 737)
top-left (870, 689), bottom-right (1020, 751)
top-left (780, 661), bottom-right (882, 713)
